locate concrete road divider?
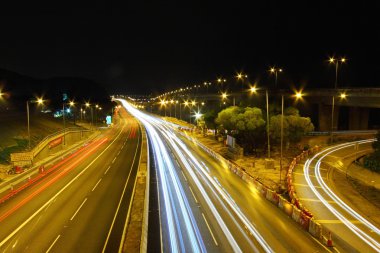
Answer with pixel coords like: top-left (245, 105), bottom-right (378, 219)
top-left (308, 218), bottom-right (322, 239)
top-left (292, 206), bottom-right (302, 223)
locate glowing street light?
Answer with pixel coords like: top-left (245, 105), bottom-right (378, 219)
top-left (329, 57), bottom-right (346, 89)
top-left (249, 86), bottom-right (257, 94)
top-left (269, 67), bottom-right (282, 89)
top-left (329, 56), bottom-right (347, 143)
top-left (27, 97), bottom-right (45, 149)
top-left (85, 102), bottom-right (94, 128)
top-left (294, 90), bottom-right (304, 100)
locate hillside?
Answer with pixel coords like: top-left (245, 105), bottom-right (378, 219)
top-left (0, 68), bottom-right (114, 164)
top-left (0, 68), bottom-right (112, 111)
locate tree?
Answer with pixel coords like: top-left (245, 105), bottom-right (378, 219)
top-left (215, 106), bottom-right (240, 134)
top-left (372, 130), bottom-right (380, 151)
top-left (203, 110), bottom-right (218, 136)
top-left (215, 106), bottom-right (266, 153)
top-left (270, 107), bottom-right (314, 145)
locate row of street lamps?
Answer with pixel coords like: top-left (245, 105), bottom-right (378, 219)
top-left (158, 56), bottom-right (347, 185)
top-left (22, 97), bottom-right (103, 150)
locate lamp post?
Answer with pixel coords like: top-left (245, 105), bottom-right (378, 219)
top-left (184, 101), bottom-right (189, 122)
top-left (329, 57), bottom-right (346, 143)
top-left (217, 78), bottom-right (227, 91)
top-left (26, 97), bottom-right (44, 150)
top-left (175, 100), bottom-right (178, 118)
top-left (181, 101), bottom-right (184, 120)
top-left (329, 57), bottom-right (346, 89)
top-left (85, 102), bottom-right (94, 129)
top-left (221, 92), bottom-right (228, 108)
top-left (270, 67), bottom-right (282, 89)
top-left (236, 73), bottom-right (248, 104)
top-left (170, 99), bottom-right (174, 117)
top-left (265, 90), bottom-right (271, 158)
top-left (191, 100), bottom-right (196, 124)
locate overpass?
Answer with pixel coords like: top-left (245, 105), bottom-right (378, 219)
top-left (127, 87), bottom-right (380, 131)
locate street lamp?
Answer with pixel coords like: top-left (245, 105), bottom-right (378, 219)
top-left (269, 67), bottom-right (282, 89)
top-left (85, 102), bottom-right (94, 129)
top-left (236, 72), bottom-right (248, 99)
top-left (175, 100), bottom-right (178, 118)
top-left (329, 56), bottom-right (346, 143)
top-left (26, 97), bottom-right (44, 150)
top-left (184, 101), bottom-right (190, 123)
top-left (329, 57), bottom-right (346, 89)
top-left (217, 78), bottom-right (227, 90)
top-left (170, 99), bottom-right (174, 117)
top-left (331, 91), bottom-right (348, 141)
top-left (160, 100), bottom-right (167, 116)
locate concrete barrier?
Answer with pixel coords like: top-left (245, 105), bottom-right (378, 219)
top-left (266, 189), bottom-right (279, 205)
top-left (292, 206), bottom-right (301, 223)
top-left (309, 218), bottom-right (322, 239)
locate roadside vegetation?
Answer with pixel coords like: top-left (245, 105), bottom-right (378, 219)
top-left (212, 105), bottom-right (314, 155)
top-left (363, 131), bottom-right (380, 172)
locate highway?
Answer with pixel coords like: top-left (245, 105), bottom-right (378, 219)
top-left (0, 107), bottom-right (142, 252)
top-left (120, 99), bottom-right (327, 253)
top-left (295, 139), bottom-right (380, 252)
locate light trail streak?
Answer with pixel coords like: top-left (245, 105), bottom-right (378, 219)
top-left (304, 139), bottom-right (380, 251)
top-left (165, 129), bottom-right (273, 253)
top-left (0, 138), bottom-right (108, 222)
top-left (118, 99), bottom-right (273, 253)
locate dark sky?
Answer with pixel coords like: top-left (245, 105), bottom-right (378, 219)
top-left (0, 1), bottom-right (379, 94)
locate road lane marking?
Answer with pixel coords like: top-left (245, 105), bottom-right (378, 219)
top-left (293, 183), bottom-right (322, 189)
top-left (117, 150), bottom-right (121, 156)
top-left (118, 125), bottom-right (143, 253)
top-left (189, 186), bottom-right (198, 203)
top-left (298, 198), bottom-right (335, 203)
top-left (104, 166), bottom-right (111, 175)
top-left (70, 198), bottom-right (87, 221)
top-left (294, 172), bottom-right (327, 180)
top-left (315, 219), bottom-right (362, 224)
top-left (103, 127), bottom-right (141, 253)
top-left (92, 178), bottom-right (102, 191)
top-left (46, 235), bottom-right (60, 253)
top-left (181, 170), bottom-right (187, 181)
top-left (112, 157), bottom-right (117, 164)
top-left (201, 213), bottom-right (218, 246)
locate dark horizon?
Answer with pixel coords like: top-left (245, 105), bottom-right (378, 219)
top-left (0, 2), bottom-right (379, 95)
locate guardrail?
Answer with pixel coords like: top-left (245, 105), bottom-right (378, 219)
top-left (307, 130), bottom-right (377, 136)
top-left (32, 127), bottom-right (91, 158)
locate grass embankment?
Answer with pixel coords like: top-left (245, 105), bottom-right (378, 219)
top-left (0, 110), bottom-right (77, 164)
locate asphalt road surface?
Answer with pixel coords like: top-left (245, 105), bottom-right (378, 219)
top-left (120, 99), bottom-right (328, 253)
top-left (0, 107), bottom-right (142, 252)
top-left (295, 139), bottom-right (380, 252)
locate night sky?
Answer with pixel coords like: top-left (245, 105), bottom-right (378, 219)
top-left (0, 1), bottom-right (379, 95)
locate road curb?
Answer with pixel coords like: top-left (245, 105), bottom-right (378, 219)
top-left (121, 122), bottom-right (148, 253)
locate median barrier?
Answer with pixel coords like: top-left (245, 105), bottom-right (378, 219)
top-left (260, 185), bottom-right (268, 196)
top-left (299, 212), bottom-right (311, 230)
top-left (291, 206), bottom-right (301, 223)
top-left (278, 195), bottom-right (286, 210)
top-left (266, 189), bottom-right (279, 205)
top-left (283, 201), bottom-right (293, 216)
top-left (308, 218), bottom-right (322, 239)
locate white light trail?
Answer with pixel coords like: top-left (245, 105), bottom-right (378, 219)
top-left (119, 99), bottom-right (205, 253)
top-left (304, 139), bottom-right (380, 251)
top-left (117, 99), bottom-right (273, 253)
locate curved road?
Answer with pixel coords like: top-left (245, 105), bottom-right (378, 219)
top-left (120, 99), bottom-right (327, 253)
top-left (295, 140), bottom-right (380, 252)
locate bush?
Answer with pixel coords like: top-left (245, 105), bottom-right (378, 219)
top-left (364, 153), bottom-right (380, 173)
